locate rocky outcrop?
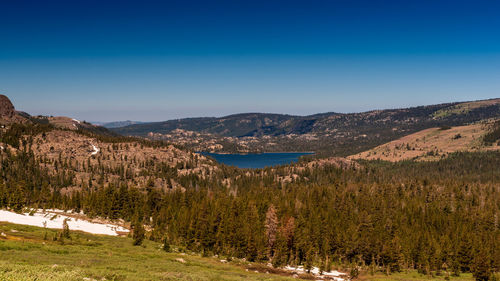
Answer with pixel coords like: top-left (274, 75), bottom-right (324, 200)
top-left (0, 95), bottom-right (16, 118)
top-left (0, 95), bottom-right (27, 124)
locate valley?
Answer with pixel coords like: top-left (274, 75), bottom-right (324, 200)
top-left (4, 1), bottom-right (500, 280)
top-left (0, 94), bottom-right (499, 281)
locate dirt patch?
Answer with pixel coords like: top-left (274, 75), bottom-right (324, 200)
top-left (349, 121), bottom-right (500, 162)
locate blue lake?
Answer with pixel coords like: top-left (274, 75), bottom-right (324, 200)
top-left (200, 152), bottom-right (314, 169)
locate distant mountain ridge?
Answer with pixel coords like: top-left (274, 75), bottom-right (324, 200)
top-left (112, 104), bottom-right (463, 137)
top-left (92, 120), bottom-right (146, 128)
top-left (113, 113), bottom-right (302, 137)
top-left (111, 98), bottom-right (500, 156)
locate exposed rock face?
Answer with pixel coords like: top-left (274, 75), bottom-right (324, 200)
top-left (0, 95), bottom-right (16, 118)
top-left (0, 95), bottom-right (27, 124)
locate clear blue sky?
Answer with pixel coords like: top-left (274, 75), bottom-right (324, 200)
top-left (1, 0), bottom-right (499, 122)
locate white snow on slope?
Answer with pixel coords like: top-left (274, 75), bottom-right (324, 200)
top-left (284, 265), bottom-right (346, 280)
top-left (72, 118), bottom-right (81, 124)
top-left (0, 209), bottom-right (128, 236)
top-left (91, 143), bottom-right (100, 156)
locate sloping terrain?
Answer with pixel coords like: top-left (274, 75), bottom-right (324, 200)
top-left (348, 121), bottom-right (500, 161)
top-left (0, 95), bottom-right (218, 194)
top-left (0, 128), bottom-right (217, 193)
top-left (112, 98), bottom-right (500, 156)
top-left (0, 219), bottom-right (475, 281)
top-left (0, 222), bottom-right (304, 281)
top-left (28, 129), bottom-right (215, 191)
top-left (0, 209), bottom-right (129, 236)
top-left (432, 99), bottom-right (500, 119)
top-left (30, 115), bottom-right (119, 137)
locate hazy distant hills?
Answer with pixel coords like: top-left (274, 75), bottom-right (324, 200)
top-left (93, 120), bottom-right (146, 128)
top-left (110, 99), bottom-right (500, 156)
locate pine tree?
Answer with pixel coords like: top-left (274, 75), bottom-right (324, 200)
top-left (62, 218), bottom-right (70, 239)
top-left (472, 250), bottom-right (492, 281)
top-left (265, 204), bottom-right (278, 259)
top-left (304, 245), bottom-right (315, 273)
top-left (245, 202), bottom-right (261, 262)
top-left (458, 237), bottom-right (473, 272)
top-left (277, 236), bottom-right (290, 268)
top-left (133, 220), bottom-right (145, 246)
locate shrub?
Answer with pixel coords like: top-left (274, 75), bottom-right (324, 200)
top-left (162, 237), bottom-right (171, 252)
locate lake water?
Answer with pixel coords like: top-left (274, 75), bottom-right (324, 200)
top-left (200, 152), bottom-right (314, 169)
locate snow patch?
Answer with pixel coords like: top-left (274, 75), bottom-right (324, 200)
top-left (0, 209), bottom-right (128, 236)
top-left (283, 265), bottom-right (346, 280)
top-left (72, 118), bottom-right (81, 124)
top-left (91, 143), bottom-right (100, 156)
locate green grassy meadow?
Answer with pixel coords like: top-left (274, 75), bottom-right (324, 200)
top-left (0, 222), bottom-right (484, 281)
top-left (0, 222), bottom-right (297, 281)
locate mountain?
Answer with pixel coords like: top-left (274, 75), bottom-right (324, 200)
top-left (112, 113), bottom-right (298, 136)
top-left (93, 120), bottom-right (146, 128)
top-left (112, 98), bottom-right (500, 156)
